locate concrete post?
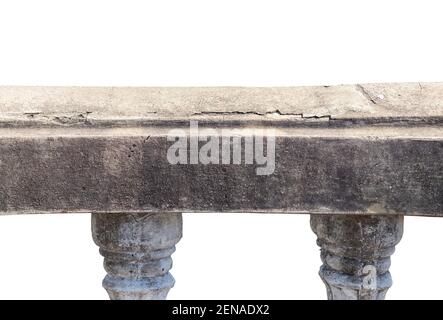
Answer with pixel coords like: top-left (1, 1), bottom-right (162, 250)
top-left (91, 212), bottom-right (182, 300)
top-left (310, 214), bottom-right (403, 300)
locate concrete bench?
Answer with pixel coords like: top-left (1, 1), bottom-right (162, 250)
top-left (0, 84), bottom-right (441, 299)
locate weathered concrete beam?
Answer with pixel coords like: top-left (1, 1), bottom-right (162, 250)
top-left (0, 84), bottom-right (441, 216)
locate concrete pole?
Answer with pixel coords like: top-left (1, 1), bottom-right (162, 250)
top-left (92, 212), bottom-right (182, 300)
top-left (310, 214), bottom-right (403, 300)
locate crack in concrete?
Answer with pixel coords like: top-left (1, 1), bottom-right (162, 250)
top-left (356, 84), bottom-right (377, 105)
top-left (192, 109), bottom-right (332, 120)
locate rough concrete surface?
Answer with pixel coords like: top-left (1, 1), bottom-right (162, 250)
top-left (0, 132), bottom-right (440, 215)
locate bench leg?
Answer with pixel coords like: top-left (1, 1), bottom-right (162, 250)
top-left (310, 214), bottom-right (403, 300)
top-left (91, 212), bottom-right (182, 300)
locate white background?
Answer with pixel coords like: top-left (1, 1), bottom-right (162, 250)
top-left (0, 0), bottom-right (442, 299)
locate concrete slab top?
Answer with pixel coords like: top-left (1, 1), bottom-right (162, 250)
top-left (0, 83), bottom-right (442, 127)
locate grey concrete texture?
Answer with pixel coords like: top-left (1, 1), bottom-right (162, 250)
top-left (0, 134), bottom-right (440, 215)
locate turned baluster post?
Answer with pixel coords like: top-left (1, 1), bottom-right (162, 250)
top-left (92, 212), bottom-right (182, 300)
top-left (310, 214), bottom-right (404, 300)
